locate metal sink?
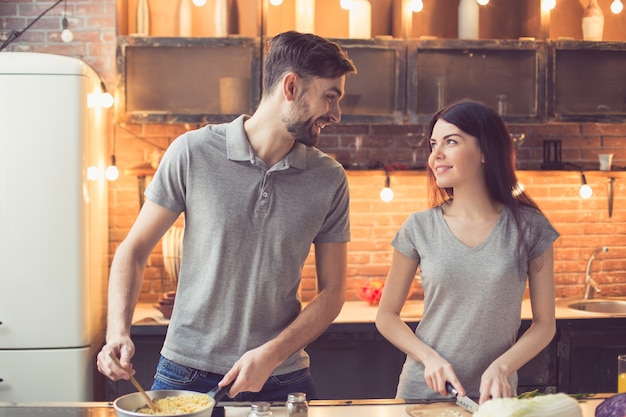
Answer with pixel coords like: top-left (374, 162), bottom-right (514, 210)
top-left (563, 299), bottom-right (626, 315)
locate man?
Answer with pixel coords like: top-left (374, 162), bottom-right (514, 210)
top-left (97, 31), bottom-right (357, 402)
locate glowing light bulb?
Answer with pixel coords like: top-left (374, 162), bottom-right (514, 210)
top-left (611, 0), bottom-right (623, 13)
top-left (541, 0), bottom-right (556, 12)
top-left (340, 0), bottom-right (353, 11)
top-left (61, 28), bottom-right (73, 42)
top-left (192, 0), bottom-right (206, 6)
top-left (87, 166), bottom-right (100, 181)
top-left (269, 0), bottom-right (283, 5)
top-left (579, 184), bottom-right (593, 199)
top-left (409, 0), bottom-right (423, 12)
top-left (105, 155), bottom-right (119, 181)
top-left (380, 187), bottom-right (394, 202)
top-left (477, 0), bottom-right (489, 5)
top-left (105, 165), bottom-right (119, 181)
top-left (61, 17), bottom-right (73, 43)
top-left (101, 92), bottom-right (114, 108)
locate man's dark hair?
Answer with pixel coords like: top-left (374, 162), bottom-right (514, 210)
top-left (263, 31), bottom-right (357, 93)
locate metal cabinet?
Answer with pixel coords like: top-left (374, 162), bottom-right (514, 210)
top-left (549, 40), bottom-right (626, 122)
top-left (331, 38), bottom-right (407, 124)
top-left (407, 39), bottom-right (547, 124)
top-left (557, 319), bottom-right (626, 394)
top-left (306, 320), bottom-right (557, 400)
top-left (116, 36), bottom-right (262, 124)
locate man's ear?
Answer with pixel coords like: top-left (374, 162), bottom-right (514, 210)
top-left (282, 72), bottom-right (298, 101)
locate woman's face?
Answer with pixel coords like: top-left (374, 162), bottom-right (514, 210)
top-left (428, 119), bottom-right (485, 190)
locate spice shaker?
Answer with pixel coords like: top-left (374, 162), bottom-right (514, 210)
top-left (247, 401), bottom-right (273, 417)
top-left (286, 392), bottom-right (308, 417)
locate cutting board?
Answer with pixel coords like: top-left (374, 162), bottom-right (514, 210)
top-left (406, 403), bottom-right (473, 416)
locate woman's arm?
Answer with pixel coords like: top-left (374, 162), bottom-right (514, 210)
top-left (478, 245), bottom-right (557, 403)
top-left (376, 249), bottom-right (463, 397)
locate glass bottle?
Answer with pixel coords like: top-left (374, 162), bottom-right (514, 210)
top-left (286, 392), bottom-right (308, 417)
top-left (247, 401), bottom-right (273, 417)
top-left (458, 0), bottom-right (479, 39)
top-left (136, 0), bottom-right (150, 36)
top-left (582, 0), bottom-right (604, 41)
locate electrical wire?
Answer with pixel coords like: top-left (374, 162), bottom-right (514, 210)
top-left (0, 0), bottom-right (64, 52)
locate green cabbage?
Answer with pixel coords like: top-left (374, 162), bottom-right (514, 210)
top-left (473, 393), bottom-right (582, 417)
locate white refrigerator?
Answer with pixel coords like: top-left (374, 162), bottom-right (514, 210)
top-left (0, 52), bottom-right (108, 402)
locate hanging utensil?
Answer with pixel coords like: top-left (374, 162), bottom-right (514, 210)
top-left (608, 177), bottom-right (615, 218)
top-left (109, 351), bottom-right (156, 413)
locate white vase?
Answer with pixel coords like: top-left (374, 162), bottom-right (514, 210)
top-left (582, 0), bottom-right (604, 41)
top-left (348, 0), bottom-right (371, 39)
top-left (178, 0), bottom-right (192, 37)
top-left (136, 0), bottom-right (150, 36)
top-left (214, 0), bottom-right (228, 37)
top-left (458, 0), bottom-right (479, 39)
top-left (295, 0), bottom-right (315, 34)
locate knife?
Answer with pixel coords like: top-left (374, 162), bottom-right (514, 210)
top-left (445, 381), bottom-right (479, 413)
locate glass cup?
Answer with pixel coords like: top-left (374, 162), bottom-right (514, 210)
top-left (619, 355), bottom-right (626, 393)
top-left (598, 153), bottom-right (614, 171)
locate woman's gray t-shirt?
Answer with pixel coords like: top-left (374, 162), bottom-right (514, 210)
top-left (392, 205), bottom-right (559, 400)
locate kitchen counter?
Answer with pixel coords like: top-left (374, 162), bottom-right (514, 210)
top-left (120, 299), bottom-right (626, 400)
top-left (132, 298), bottom-right (626, 330)
top-left (0, 395), bottom-right (615, 417)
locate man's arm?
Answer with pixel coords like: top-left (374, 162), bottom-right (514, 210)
top-left (221, 241), bottom-right (347, 395)
top-left (97, 200), bottom-right (180, 381)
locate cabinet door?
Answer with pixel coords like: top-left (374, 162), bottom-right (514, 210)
top-left (0, 348), bottom-right (93, 402)
top-left (549, 40), bottom-right (626, 122)
top-left (558, 326), bottom-right (626, 394)
top-left (117, 37), bottom-right (262, 124)
top-left (332, 39), bottom-right (407, 124)
top-left (407, 39), bottom-right (546, 124)
top-left (306, 325), bottom-right (415, 399)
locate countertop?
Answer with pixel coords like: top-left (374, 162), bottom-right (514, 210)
top-left (0, 396), bottom-right (614, 417)
top-left (132, 298), bottom-right (626, 327)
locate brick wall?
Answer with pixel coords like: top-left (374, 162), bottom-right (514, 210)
top-left (2, 0), bottom-right (625, 305)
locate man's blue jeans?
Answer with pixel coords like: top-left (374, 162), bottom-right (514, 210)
top-left (151, 355), bottom-right (318, 402)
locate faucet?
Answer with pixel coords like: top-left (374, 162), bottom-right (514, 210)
top-left (583, 246), bottom-right (609, 299)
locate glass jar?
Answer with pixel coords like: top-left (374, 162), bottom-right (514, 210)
top-left (247, 401), bottom-right (273, 417)
top-left (286, 392), bottom-right (308, 417)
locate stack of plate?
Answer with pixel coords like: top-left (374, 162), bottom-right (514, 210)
top-left (162, 226), bottom-right (184, 284)
top-left (156, 291), bottom-right (176, 319)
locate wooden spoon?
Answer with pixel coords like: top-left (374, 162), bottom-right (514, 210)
top-left (109, 351), bottom-right (157, 413)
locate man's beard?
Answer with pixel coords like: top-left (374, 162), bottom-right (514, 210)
top-left (284, 94), bottom-right (329, 147)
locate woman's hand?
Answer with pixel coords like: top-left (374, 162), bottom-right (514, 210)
top-left (423, 357), bottom-right (466, 397)
top-left (478, 362), bottom-right (512, 403)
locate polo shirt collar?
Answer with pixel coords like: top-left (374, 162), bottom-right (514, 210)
top-left (225, 115), bottom-right (307, 170)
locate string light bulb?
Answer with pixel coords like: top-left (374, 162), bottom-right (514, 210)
top-left (579, 172), bottom-right (593, 199)
top-left (380, 171), bottom-right (394, 202)
top-left (192, 0), bottom-right (207, 6)
top-left (409, 0), bottom-right (424, 12)
top-left (611, 0), bottom-right (624, 13)
top-left (61, 17), bottom-right (73, 42)
top-left (60, 0), bottom-right (72, 43)
top-left (477, 0), bottom-right (489, 5)
top-left (105, 155), bottom-right (119, 181)
top-left (269, 0), bottom-right (283, 5)
top-left (340, 0), bottom-right (352, 10)
top-left (542, 0), bottom-right (557, 11)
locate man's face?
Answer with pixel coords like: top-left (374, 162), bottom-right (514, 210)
top-left (283, 76), bottom-right (345, 147)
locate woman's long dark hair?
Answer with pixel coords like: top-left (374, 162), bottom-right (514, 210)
top-left (425, 99), bottom-right (544, 279)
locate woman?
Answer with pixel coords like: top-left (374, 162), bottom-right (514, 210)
top-left (375, 99), bottom-right (559, 404)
